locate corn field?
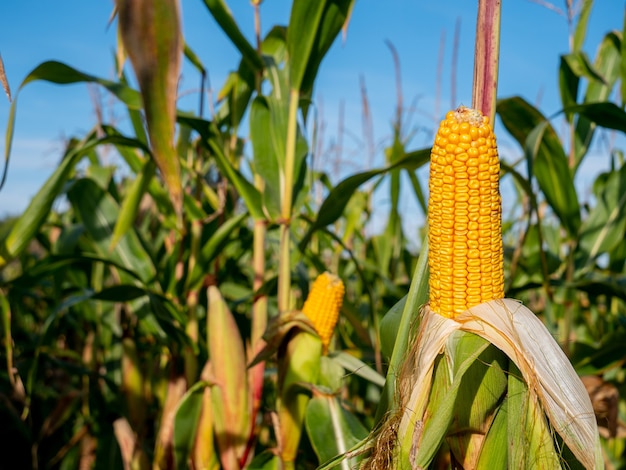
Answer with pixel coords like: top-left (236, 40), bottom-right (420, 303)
top-left (0, 0), bottom-right (625, 469)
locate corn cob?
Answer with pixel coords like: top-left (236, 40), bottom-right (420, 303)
top-left (428, 106), bottom-right (504, 318)
top-left (302, 272), bottom-right (345, 352)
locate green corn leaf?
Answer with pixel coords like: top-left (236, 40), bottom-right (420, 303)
top-left (17, 60), bottom-right (142, 106)
top-left (329, 351), bottom-right (385, 388)
top-left (622, 9), bottom-right (626, 108)
top-left (247, 451), bottom-right (281, 470)
top-left (201, 0), bottom-right (263, 72)
top-left (250, 96), bottom-right (282, 219)
top-left (250, 64), bottom-right (309, 221)
top-left (305, 395), bottom-right (368, 467)
top-left (110, 158), bottom-right (156, 251)
top-left (1, 60), bottom-right (142, 192)
top-left (317, 356), bottom-right (345, 393)
top-left (67, 178), bottom-right (156, 284)
top-left (379, 295), bottom-right (407, 361)
top-left (287, 1), bottom-right (327, 93)
top-left (559, 55), bottom-right (580, 122)
top-left (184, 43), bottom-right (206, 75)
top-left (1, 89), bottom-right (17, 192)
top-left (287, 0), bottom-right (354, 99)
top-left (375, 236), bottom-right (429, 423)
top-left (207, 137), bottom-right (264, 220)
top-left (0, 292), bottom-right (18, 397)
top-left (525, 119), bottom-right (581, 237)
top-left (99, 125), bottom-right (176, 224)
top-left (559, 51), bottom-right (609, 119)
top-left (574, 31), bottom-right (621, 170)
top-left (177, 114), bottom-right (265, 220)
top-left (201, 212), bottom-right (247, 263)
top-left (299, 148), bottom-right (430, 250)
top-left (406, 170), bottom-right (427, 215)
top-left (565, 102), bottom-right (626, 132)
top-left (572, 0), bottom-right (593, 52)
top-left (187, 212), bottom-right (247, 291)
top-left (173, 381), bottom-right (209, 470)
top-left (0, 132), bottom-right (101, 265)
top-left (561, 51), bottom-right (607, 84)
top-left (578, 163), bottom-right (626, 265)
top-left (215, 69), bottom-right (254, 129)
top-left (498, 96), bottom-right (580, 237)
top-left (92, 285), bottom-right (148, 302)
top-left (4, 254), bottom-right (143, 286)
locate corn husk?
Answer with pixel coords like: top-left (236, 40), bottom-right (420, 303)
top-left (389, 298), bottom-right (603, 470)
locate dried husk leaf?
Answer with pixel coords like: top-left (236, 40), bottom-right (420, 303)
top-left (456, 299), bottom-right (603, 470)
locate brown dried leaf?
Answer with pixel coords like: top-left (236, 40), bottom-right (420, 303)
top-left (582, 375), bottom-right (619, 438)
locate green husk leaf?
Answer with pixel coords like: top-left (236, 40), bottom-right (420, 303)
top-left (507, 361), bottom-right (563, 469)
top-left (278, 331), bottom-right (322, 463)
top-left (173, 381), bottom-right (210, 470)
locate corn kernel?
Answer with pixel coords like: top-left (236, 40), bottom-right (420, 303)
top-left (428, 106), bottom-right (504, 318)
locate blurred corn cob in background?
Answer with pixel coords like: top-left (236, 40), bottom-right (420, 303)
top-left (276, 271), bottom-right (344, 468)
top-left (302, 272), bottom-right (345, 353)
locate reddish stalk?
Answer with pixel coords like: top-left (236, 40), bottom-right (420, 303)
top-left (472, 0), bottom-right (501, 122)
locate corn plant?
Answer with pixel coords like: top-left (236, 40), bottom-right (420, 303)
top-left (1, 0), bottom-right (626, 469)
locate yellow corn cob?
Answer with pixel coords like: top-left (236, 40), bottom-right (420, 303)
top-left (302, 272), bottom-right (345, 352)
top-left (428, 106), bottom-right (504, 318)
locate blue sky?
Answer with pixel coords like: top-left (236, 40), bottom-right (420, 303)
top-left (0, 1), bottom-right (622, 226)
